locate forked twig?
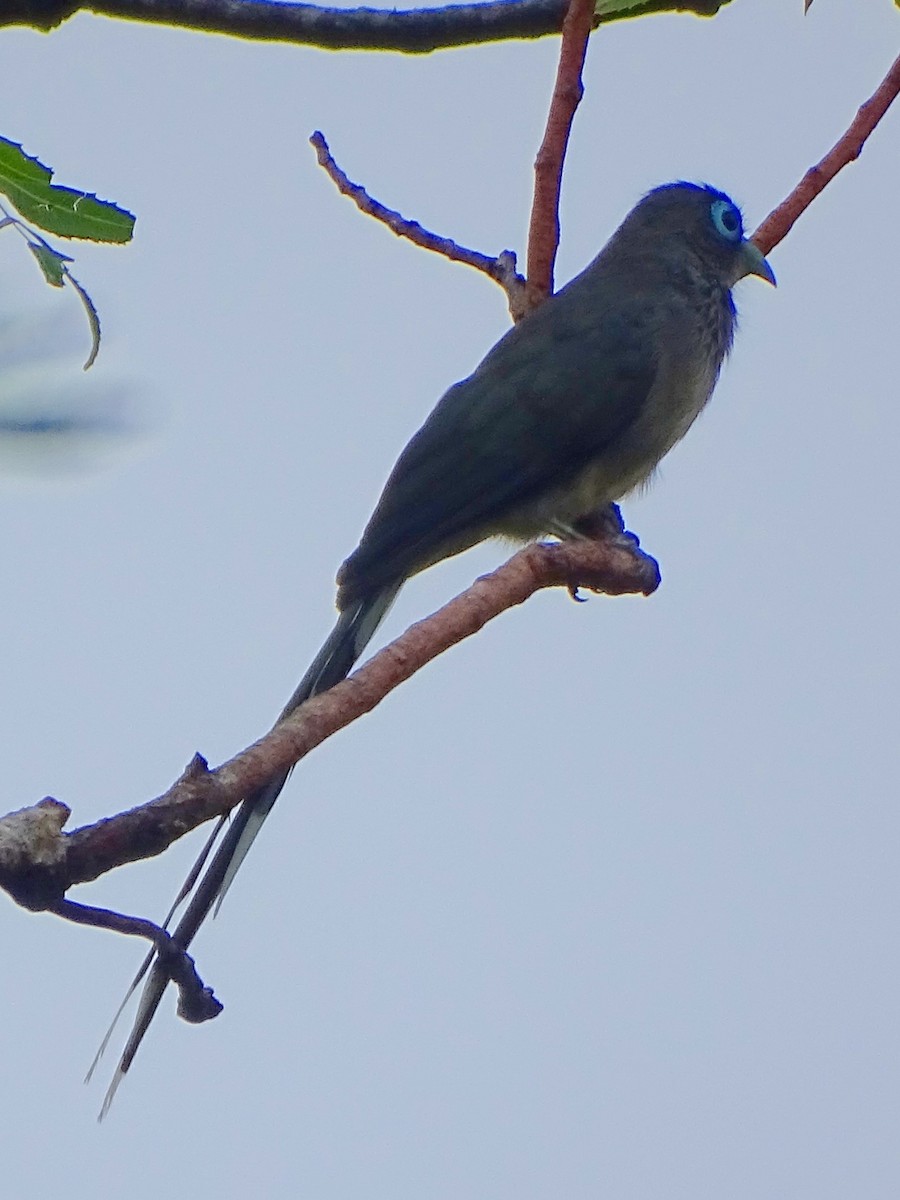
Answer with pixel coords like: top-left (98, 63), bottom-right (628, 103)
top-left (310, 0), bottom-right (596, 320)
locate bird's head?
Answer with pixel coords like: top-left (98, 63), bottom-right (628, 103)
top-left (624, 182), bottom-right (776, 290)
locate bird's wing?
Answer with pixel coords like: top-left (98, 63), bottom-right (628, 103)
top-left (340, 285), bottom-right (658, 600)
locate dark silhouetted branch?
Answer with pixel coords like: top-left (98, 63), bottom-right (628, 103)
top-left (52, 898), bottom-right (223, 1022)
top-left (0, 0), bottom-right (730, 51)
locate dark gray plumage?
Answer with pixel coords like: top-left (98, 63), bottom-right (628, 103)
top-left (99, 182), bottom-right (774, 1111)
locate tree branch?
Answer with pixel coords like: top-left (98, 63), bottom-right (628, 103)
top-left (752, 49), bottom-right (900, 255)
top-left (0, 0), bottom-right (730, 50)
top-left (309, 130), bottom-right (529, 318)
top-left (51, 899), bottom-right (223, 1022)
top-left (525, 0), bottom-right (594, 307)
top-left (0, 518), bottom-right (659, 909)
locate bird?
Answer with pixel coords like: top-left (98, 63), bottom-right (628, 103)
top-left (96, 181), bottom-right (775, 1111)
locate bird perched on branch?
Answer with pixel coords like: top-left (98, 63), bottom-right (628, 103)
top-left (98, 181), bottom-right (774, 1111)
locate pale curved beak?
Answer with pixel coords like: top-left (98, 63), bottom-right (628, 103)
top-left (739, 238), bottom-right (777, 287)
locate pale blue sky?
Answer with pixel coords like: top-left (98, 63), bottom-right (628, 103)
top-left (0, 2), bottom-right (898, 1196)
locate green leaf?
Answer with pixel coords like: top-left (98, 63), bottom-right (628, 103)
top-left (27, 240), bottom-right (73, 288)
top-left (0, 138), bottom-right (134, 243)
top-left (24, 240), bottom-right (102, 368)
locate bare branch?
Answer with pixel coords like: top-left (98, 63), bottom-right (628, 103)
top-left (752, 49), bottom-right (900, 255)
top-left (1, 0), bottom-right (731, 51)
top-left (309, 131), bottom-right (528, 318)
top-left (51, 899), bottom-right (223, 1022)
top-left (0, 520), bottom-right (659, 905)
top-left (525, 0), bottom-right (594, 308)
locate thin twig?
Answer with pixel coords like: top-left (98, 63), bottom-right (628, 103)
top-left (309, 130), bottom-right (528, 317)
top-left (752, 49), bottom-right (900, 255)
top-left (51, 898), bottom-right (222, 1022)
top-left (525, 0), bottom-right (595, 308)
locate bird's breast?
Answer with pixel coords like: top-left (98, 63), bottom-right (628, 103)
top-left (495, 306), bottom-right (728, 539)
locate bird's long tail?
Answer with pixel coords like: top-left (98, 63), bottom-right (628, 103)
top-left (93, 583), bottom-right (400, 1117)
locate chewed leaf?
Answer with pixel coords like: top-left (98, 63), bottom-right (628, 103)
top-left (27, 241), bottom-right (72, 288)
top-left (0, 138), bottom-right (135, 243)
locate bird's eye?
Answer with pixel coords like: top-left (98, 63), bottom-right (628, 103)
top-left (710, 198), bottom-right (742, 242)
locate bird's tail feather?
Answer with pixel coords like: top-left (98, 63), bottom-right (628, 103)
top-left (95, 583), bottom-right (399, 1115)
top-left (213, 584), bottom-right (399, 909)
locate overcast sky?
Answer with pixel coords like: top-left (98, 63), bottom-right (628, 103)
top-left (0, 1), bottom-right (898, 1195)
